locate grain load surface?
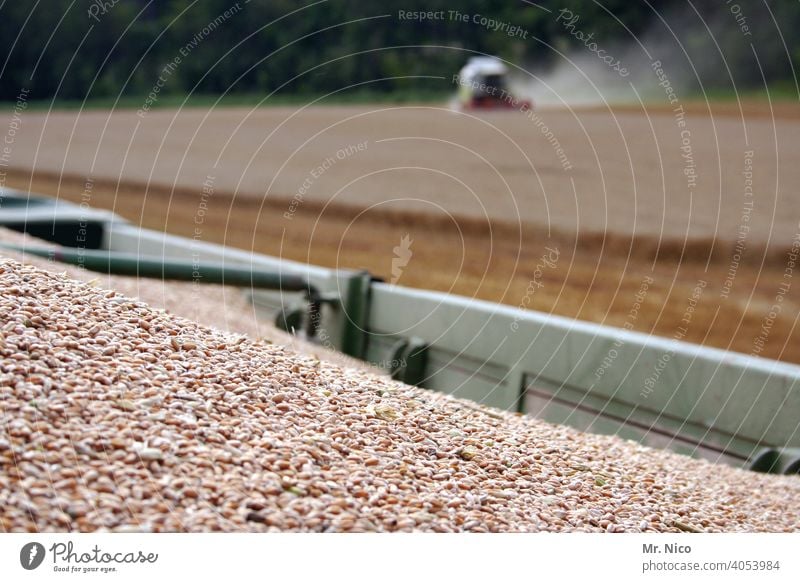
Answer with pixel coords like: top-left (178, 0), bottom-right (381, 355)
top-left (1, 258), bottom-right (798, 532)
top-left (0, 228), bottom-right (372, 372)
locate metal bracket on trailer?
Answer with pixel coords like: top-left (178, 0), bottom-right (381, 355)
top-left (749, 448), bottom-right (800, 475)
top-left (336, 270), bottom-right (430, 387)
top-left (339, 270), bottom-right (373, 359)
top-left (275, 291), bottom-right (339, 339)
top-left (387, 336), bottom-right (429, 387)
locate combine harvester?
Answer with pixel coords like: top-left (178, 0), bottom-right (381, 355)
top-left (456, 56), bottom-right (532, 111)
top-left (1, 189), bottom-right (798, 475)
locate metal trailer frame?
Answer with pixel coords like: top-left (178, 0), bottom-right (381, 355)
top-left (2, 190), bottom-right (798, 469)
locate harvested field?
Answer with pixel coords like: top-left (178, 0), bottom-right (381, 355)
top-left (3, 103), bottom-right (800, 362)
top-left (5, 104), bottom-right (800, 247)
top-left (1, 258), bottom-right (799, 532)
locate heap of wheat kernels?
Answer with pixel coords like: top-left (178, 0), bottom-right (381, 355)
top-left (1, 258), bottom-right (799, 533)
top-left (0, 228), bottom-right (373, 373)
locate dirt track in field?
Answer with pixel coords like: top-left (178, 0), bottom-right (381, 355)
top-left (2, 102), bottom-right (800, 363)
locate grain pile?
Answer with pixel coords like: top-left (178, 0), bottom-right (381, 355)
top-left (1, 258), bottom-right (799, 533)
top-left (0, 227), bottom-right (372, 373)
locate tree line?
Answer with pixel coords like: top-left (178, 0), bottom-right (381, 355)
top-left (1, 0), bottom-right (797, 102)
